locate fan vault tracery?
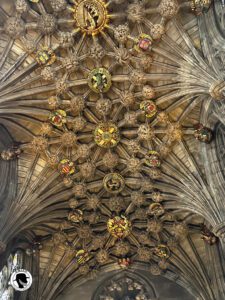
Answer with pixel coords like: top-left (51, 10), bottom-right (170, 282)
top-left (0, 0), bottom-right (224, 300)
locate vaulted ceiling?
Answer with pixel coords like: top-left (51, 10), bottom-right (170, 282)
top-left (0, 0), bottom-right (225, 299)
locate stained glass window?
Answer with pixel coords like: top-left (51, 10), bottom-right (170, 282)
top-left (0, 250), bottom-right (23, 299)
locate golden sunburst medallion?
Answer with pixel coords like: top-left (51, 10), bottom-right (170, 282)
top-left (73, 0), bottom-right (109, 35)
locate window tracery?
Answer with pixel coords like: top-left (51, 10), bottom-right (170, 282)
top-left (92, 272), bottom-right (157, 300)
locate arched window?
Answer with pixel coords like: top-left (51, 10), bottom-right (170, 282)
top-left (0, 250), bottom-right (24, 299)
top-left (92, 271), bottom-right (157, 300)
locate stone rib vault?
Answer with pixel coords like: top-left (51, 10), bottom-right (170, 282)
top-left (0, 0), bottom-right (225, 299)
